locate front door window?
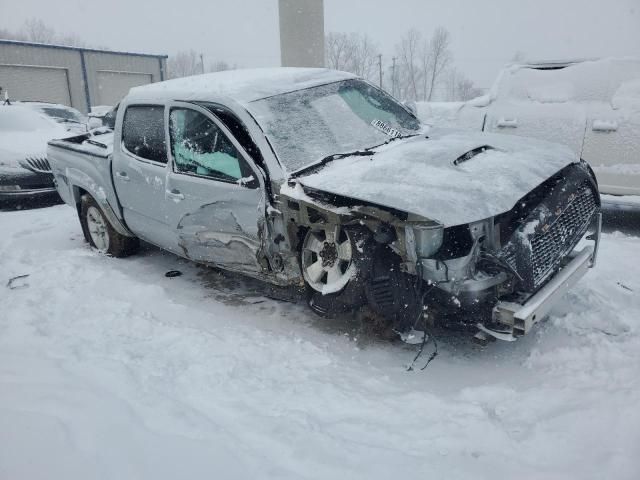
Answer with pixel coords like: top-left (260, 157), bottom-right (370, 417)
top-left (169, 108), bottom-right (245, 181)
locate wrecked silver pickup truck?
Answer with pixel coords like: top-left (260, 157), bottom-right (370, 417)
top-left (48, 68), bottom-right (601, 342)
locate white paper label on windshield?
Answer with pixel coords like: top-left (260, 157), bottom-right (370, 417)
top-left (371, 119), bottom-right (402, 138)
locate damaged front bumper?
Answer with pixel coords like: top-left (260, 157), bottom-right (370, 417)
top-left (479, 212), bottom-right (602, 341)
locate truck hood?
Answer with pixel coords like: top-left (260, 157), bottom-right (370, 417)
top-left (296, 129), bottom-right (579, 226)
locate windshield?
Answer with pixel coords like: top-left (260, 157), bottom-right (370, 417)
top-left (0, 107), bottom-right (58, 132)
top-left (40, 106), bottom-right (85, 123)
top-left (248, 79), bottom-right (421, 171)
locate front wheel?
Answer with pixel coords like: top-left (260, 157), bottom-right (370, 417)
top-left (301, 224), bottom-right (370, 317)
top-left (79, 195), bottom-right (139, 257)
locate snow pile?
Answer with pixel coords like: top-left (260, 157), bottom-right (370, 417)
top-left (613, 79), bottom-right (640, 110)
top-left (90, 105), bottom-right (113, 116)
top-left (416, 101), bottom-right (487, 131)
top-left (417, 101), bottom-right (463, 123)
top-left (1, 205), bottom-right (639, 479)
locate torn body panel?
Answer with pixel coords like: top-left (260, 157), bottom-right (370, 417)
top-left (175, 201), bottom-right (264, 274)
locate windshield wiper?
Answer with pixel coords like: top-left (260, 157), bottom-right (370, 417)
top-left (290, 149), bottom-right (374, 179)
top-left (289, 133), bottom-right (421, 179)
top-left (368, 132), bottom-right (421, 150)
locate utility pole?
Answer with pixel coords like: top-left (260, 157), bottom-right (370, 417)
top-left (200, 53), bottom-right (205, 74)
top-left (391, 57), bottom-right (397, 97)
top-left (377, 54), bottom-right (383, 89)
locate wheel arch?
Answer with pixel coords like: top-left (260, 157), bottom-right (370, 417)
top-left (74, 187), bottom-right (135, 238)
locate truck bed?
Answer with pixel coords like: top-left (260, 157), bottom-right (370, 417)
top-left (47, 129), bottom-right (122, 219)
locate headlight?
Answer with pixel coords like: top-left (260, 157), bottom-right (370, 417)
top-left (405, 224), bottom-right (444, 260)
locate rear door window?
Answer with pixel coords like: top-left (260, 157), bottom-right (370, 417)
top-left (122, 105), bottom-right (167, 163)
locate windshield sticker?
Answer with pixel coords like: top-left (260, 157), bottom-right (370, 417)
top-left (371, 119), bottom-right (402, 138)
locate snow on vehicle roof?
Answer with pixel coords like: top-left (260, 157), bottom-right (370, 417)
top-left (0, 105), bottom-right (62, 131)
top-left (493, 57), bottom-right (640, 103)
top-left (0, 105), bottom-right (68, 167)
top-left (126, 68), bottom-right (357, 105)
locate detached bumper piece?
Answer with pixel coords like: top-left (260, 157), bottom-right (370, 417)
top-left (481, 212), bottom-right (601, 341)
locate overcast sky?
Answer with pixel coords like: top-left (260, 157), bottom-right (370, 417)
top-left (2, 0), bottom-right (639, 87)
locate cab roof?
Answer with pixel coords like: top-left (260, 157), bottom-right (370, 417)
top-left (126, 68), bottom-right (357, 106)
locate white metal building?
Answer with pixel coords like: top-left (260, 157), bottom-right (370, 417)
top-left (0, 40), bottom-right (167, 112)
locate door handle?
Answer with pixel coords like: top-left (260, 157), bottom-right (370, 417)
top-left (166, 189), bottom-right (185, 201)
top-left (115, 171), bottom-right (130, 182)
top-left (496, 118), bottom-right (518, 128)
top-left (592, 120), bottom-right (618, 132)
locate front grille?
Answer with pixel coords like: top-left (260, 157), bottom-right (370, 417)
top-left (530, 186), bottom-right (597, 286)
top-left (23, 157), bottom-right (52, 174)
top-left (501, 182), bottom-right (598, 291)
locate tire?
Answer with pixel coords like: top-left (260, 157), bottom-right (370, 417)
top-left (79, 195), bottom-right (139, 257)
top-left (301, 225), bottom-right (372, 317)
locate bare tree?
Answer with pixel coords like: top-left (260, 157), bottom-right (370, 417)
top-left (325, 32), bottom-right (379, 82)
top-left (23, 18), bottom-right (56, 44)
top-left (443, 67), bottom-right (460, 101)
top-left (325, 32), bottom-right (352, 71)
top-left (350, 34), bottom-right (378, 80)
top-left (456, 78), bottom-right (483, 101)
top-left (0, 18), bottom-right (86, 47)
top-left (395, 28), bottom-right (422, 101)
top-left (0, 27), bottom-right (26, 41)
top-left (424, 27), bottom-right (452, 101)
top-left (167, 50), bottom-right (202, 79)
top-left (443, 67), bottom-right (483, 101)
top-left (394, 27), bottom-right (453, 102)
top-left (208, 60), bottom-right (238, 72)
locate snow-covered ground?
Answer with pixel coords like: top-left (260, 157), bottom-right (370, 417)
top-left (1, 204), bottom-right (639, 480)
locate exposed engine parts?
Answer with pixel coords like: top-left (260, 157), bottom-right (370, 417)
top-left (277, 161), bottom-right (601, 342)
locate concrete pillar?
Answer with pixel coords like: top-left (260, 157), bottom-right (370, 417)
top-left (278, 0), bottom-right (325, 68)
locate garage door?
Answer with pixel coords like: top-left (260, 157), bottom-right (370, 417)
top-left (0, 64), bottom-right (71, 105)
top-left (96, 71), bottom-right (152, 106)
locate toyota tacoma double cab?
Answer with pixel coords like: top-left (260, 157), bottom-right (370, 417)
top-left (48, 68), bottom-right (601, 342)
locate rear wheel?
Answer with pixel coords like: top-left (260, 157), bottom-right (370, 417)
top-left (79, 195), bottom-right (139, 257)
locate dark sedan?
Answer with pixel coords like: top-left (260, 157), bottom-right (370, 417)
top-left (0, 105), bottom-right (67, 205)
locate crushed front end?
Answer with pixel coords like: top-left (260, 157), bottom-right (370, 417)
top-left (404, 160), bottom-right (601, 340)
top-left (278, 160), bottom-right (600, 342)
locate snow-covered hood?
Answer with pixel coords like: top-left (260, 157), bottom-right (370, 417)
top-left (0, 128), bottom-right (67, 173)
top-left (296, 129), bottom-right (579, 226)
